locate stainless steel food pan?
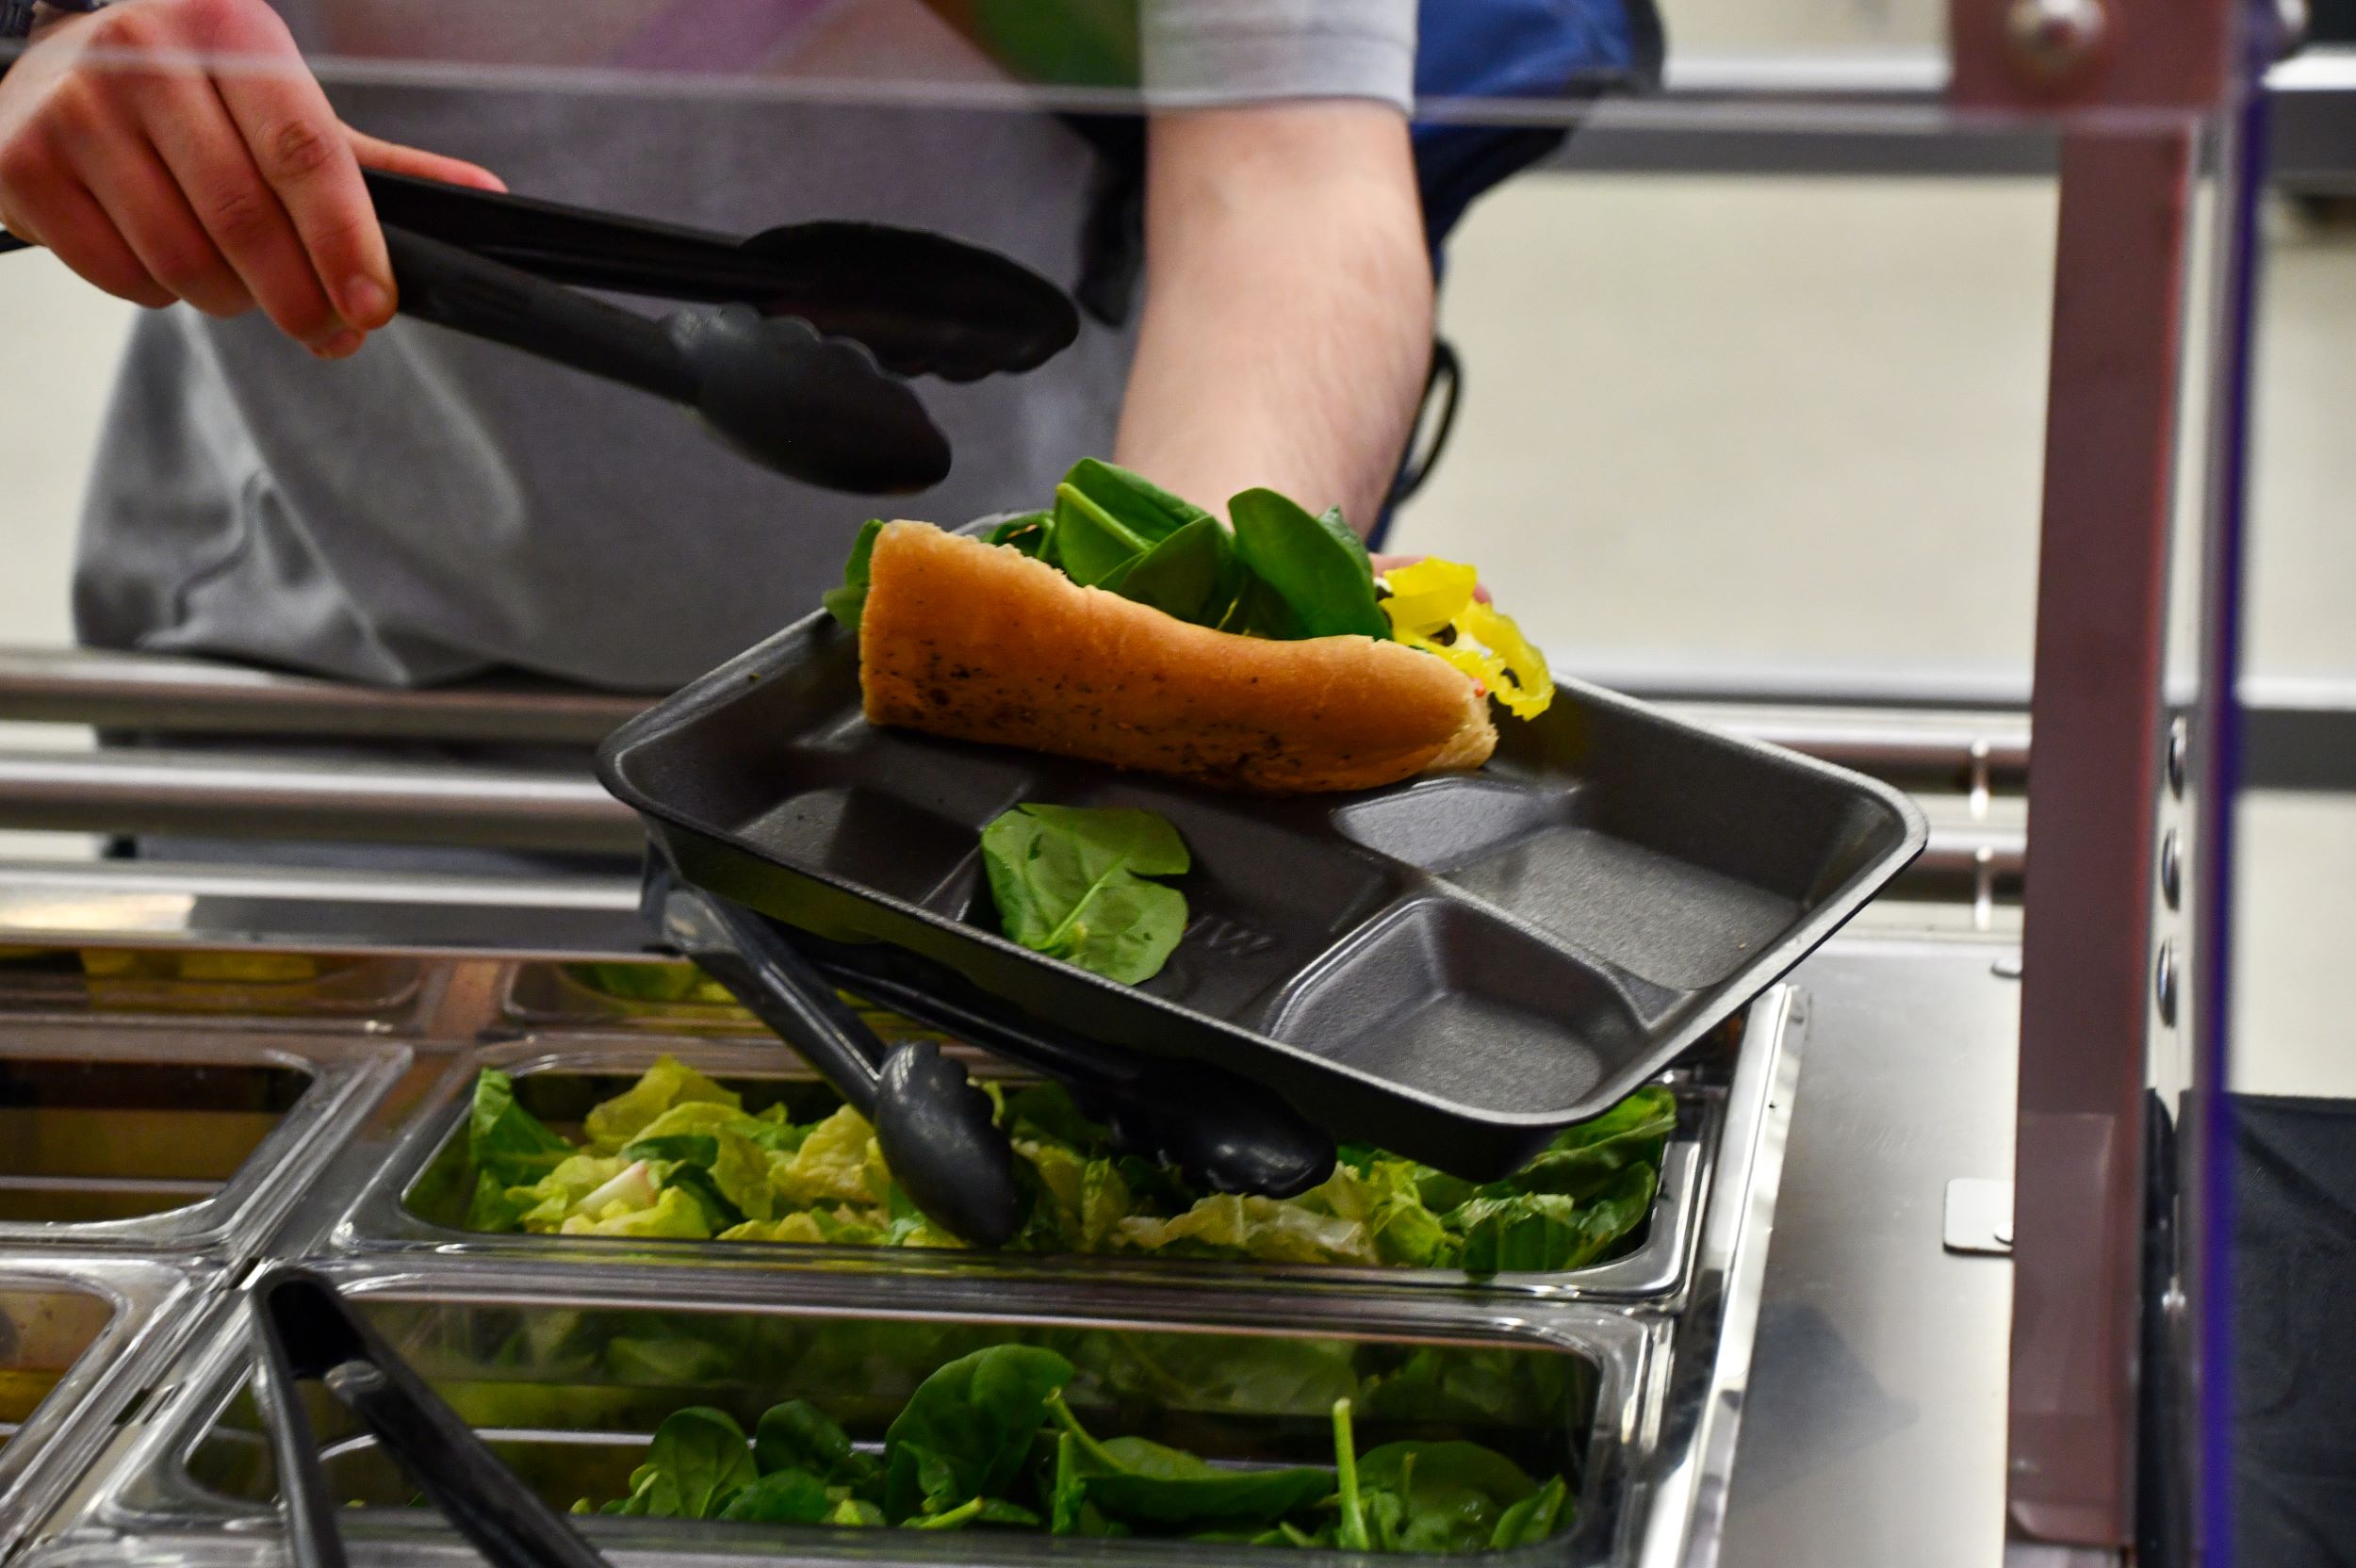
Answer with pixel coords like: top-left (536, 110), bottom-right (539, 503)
top-left (87, 1254), bottom-right (1649, 1566)
top-left (0, 1024), bottom-right (409, 1256)
top-left (334, 988), bottom-right (1798, 1302)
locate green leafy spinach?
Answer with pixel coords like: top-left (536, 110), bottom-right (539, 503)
top-left (980, 803), bottom-right (1189, 984)
top-left (822, 459), bottom-right (1387, 645)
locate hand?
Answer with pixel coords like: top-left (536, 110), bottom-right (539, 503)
top-left (0, 0), bottom-right (501, 357)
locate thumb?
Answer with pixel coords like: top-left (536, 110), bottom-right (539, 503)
top-left (344, 129), bottom-right (506, 192)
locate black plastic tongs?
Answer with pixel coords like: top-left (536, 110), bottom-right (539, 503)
top-left (0, 171), bottom-right (1080, 496)
top-left (366, 171), bottom-right (1077, 495)
top-left (252, 1265), bottom-right (611, 1568)
top-left (643, 856), bottom-right (1335, 1249)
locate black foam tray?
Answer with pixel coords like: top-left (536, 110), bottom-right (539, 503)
top-left (598, 607), bottom-right (1924, 1179)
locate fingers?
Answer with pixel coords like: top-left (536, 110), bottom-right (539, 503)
top-left (2, 178), bottom-right (174, 306)
top-left (345, 129), bottom-right (505, 192)
top-left (209, 70), bottom-right (392, 332)
top-left (61, 115), bottom-right (256, 318)
top-left (141, 0), bottom-right (383, 343)
top-left (0, 0), bottom-right (499, 351)
top-left (135, 69), bottom-right (355, 346)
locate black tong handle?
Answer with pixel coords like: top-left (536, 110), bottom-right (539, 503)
top-left (384, 225), bottom-right (689, 401)
top-left (646, 862), bottom-right (1023, 1246)
top-left (643, 861), bottom-right (1334, 1223)
top-left (796, 931), bottom-right (1335, 1200)
top-left (363, 169), bottom-right (1080, 384)
top-left (254, 1266), bottom-right (608, 1568)
top-left (382, 224), bottom-right (951, 496)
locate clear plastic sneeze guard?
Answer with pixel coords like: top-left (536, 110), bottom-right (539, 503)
top-left (0, 1253), bottom-right (215, 1561)
top-left (0, 1024), bottom-right (412, 1255)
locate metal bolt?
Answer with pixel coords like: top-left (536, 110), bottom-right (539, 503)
top-left (2168, 717), bottom-right (2189, 799)
top-left (2278, 0), bottom-right (2312, 60)
top-left (2160, 828), bottom-right (2183, 910)
top-left (2155, 939), bottom-right (2178, 1027)
top-left (2005, 0), bottom-right (2108, 79)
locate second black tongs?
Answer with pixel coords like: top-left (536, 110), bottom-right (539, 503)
top-left (642, 856), bottom-right (1334, 1249)
top-left (253, 1266), bottom-right (609, 1568)
top-left (368, 171), bottom-right (1080, 496)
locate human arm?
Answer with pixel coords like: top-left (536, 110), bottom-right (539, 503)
top-left (1111, 98), bottom-right (1435, 540)
top-left (0, 0), bottom-right (499, 356)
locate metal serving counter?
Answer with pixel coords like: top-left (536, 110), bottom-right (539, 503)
top-left (0, 664), bottom-right (2032, 1565)
top-left (0, 907), bottom-right (1814, 1565)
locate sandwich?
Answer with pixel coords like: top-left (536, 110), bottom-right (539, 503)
top-left (825, 460), bottom-right (1552, 794)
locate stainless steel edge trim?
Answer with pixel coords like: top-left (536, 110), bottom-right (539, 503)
top-left (1635, 987), bottom-right (1804, 1568)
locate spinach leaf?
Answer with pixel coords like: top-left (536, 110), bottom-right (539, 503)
top-left (717, 1468), bottom-right (832, 1524)
top-left (1356, 1442), bottom-right (1537, 1554)
top-left (989, 510), bottom-right (1055, 558)
top-left (1096, 514), bottom-right (1244, 627)
top-left (1228, 489), bottom-right (1388, 641)
top-left (881, 1345), bottom-right (1075, 1523)
top-left (1049, 1431), bottom-right (1089, 1535)
top-left (617, 1406), bottom-right (757, 1519)
top-left (1047, 1391), bottom-right (1333, 1530)
top-left (1488, 1474), bottom-right (1571, 1548)
top-left (823, 519), bottom-right (886, 630)
top-left (828, 1497), bottom-right (888, 1527)
top-left (1084, 1438), bottom-right (1334, 1529)
top-left (981, 804), bottom-right (1189, 985)
top-left (1050, 483), bottom-right (1153, 587)
top-left (1064, 458), bottom-right (1210, 546)
top-left (1333, 1398), bottom-right (1371, 1552)
top-left (755, 1399), bottom-right (875, 1486)
top-left (908, 1496), bottom-right (1043, 1530)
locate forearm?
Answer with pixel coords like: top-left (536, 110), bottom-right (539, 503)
top-left (1113, 101), bottom-right (1434, 537)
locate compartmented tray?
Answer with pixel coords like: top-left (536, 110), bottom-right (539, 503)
top-left (333, 987), bottom-right (1799, 1300)
top-left (0, 944), bottom-right (426, 1028)
top-left (0, 1252), bottom-right (216, 1561)
top-left (599, 604), bottom-right (1920, 1176)
top-left (81, 1254), bottom-right (1647, 1565)
top-left (0, 1024), bottom-right (410, 1255)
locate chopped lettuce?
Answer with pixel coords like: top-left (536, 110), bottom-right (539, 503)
top-left (462, 1069), bottom-right (1669, 1278)
top-left (561, 1184), bottom-right (712, 1240)
top-left (769, 1106), bottom-right (891, 1209)
top-left (583, 1056), bottom-right (741, 1153)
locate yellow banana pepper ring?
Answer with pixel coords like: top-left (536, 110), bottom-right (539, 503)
top-left (1378, 558), bottom-right (1554, 721)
